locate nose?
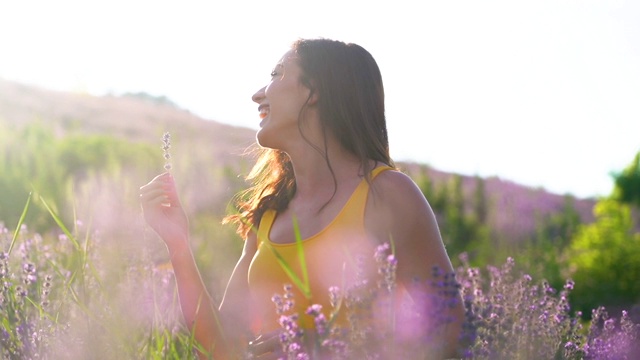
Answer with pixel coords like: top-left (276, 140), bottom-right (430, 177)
top-left (252, 86), bottom-right (266, 104)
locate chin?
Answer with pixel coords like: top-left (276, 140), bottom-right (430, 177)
top-left (255, 127), bottom-right (275, 149)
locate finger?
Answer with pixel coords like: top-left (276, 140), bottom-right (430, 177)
top-left (140, 172), bottom-right (172, 191)
top-left (140, 173), bottom-right (179, 206)
top-left (154, 173), bottom-right (183, 208)
top-left (165, 187), bottom-right (182, 208)
top-left (140, 186), bottom-right (167, 198)
top-left (140, 188), bottom-right (169, 205)
top-left (140, 196), bottom-right (168, 209)
top-left (153, 171), bottom-right (172, 182)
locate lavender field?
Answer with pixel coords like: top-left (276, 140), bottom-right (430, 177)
top-left (1, 79), bottom-right (639, 358)
top-left (2, 208), bottom-right (639, 359)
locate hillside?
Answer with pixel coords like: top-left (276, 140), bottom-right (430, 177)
top-left (401, 162), bottom-right (596, 242)
top-left (0, 79), bottom-right (256, 166)
top-left (0, 78), bottom-right (596, 242)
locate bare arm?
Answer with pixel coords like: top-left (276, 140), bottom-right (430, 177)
top-left (169, 242), bottom-right (226, 358)
top-left (366, 170), bottom-right (465, 358)
top-left (140, 173), bottom-right (252, 359)
top-left (218, 232), bottom-right (258, 344)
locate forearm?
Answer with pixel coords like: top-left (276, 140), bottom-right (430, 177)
top-left (168, 241), bottom-right (230, 358)
top-left (140, 173), bottom-right (232, 356)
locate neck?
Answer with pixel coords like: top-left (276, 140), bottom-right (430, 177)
top-left (274, 111), bottom-right (375, 203)
top-left (287, 140), bottom-right (364, 201)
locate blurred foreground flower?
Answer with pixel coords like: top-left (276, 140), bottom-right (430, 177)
top-left (266, 247), bottom-right (640, 359)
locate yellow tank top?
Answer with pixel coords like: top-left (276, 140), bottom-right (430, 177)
top-left (247, 166), bottom-right (393, 334)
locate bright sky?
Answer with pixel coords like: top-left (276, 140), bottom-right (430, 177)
top-left (1, 0), bottom-right (639, 198)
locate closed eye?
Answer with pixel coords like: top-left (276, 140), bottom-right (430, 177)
top-left (271, 63), bottom-right (284, 78)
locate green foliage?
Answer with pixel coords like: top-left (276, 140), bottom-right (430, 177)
top-left (411, 158), bottom-right (640, 321)
top-left (0, 121), bottom-right (67, 230)
top-left (518, 196), bottom-right (582, 291)
top-left (567, 199), bottom-right (640, 316)
top-left (1, 192), bottom-right (199, 359)
top-left (57, 135), bottom-right (151, 178)
top-left (190, 214), bottom-right (244, 302)
top-left (612, 152), bottom-right (640, 208)
top-left (0, 122), bottom-right (160, 232)
top-left (472, 175), bottom-right (488, 225)
top-left (0, 192), bottom-right (92, 358)
top-left (417, 172), bottom-right (491, 266)
top-left (444, 175), bottom-right (477, 256)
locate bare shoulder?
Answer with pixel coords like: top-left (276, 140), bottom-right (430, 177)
top-left (365, 169), bottom-right (437, 241)
top-left (369, 169), bottom-right (430, 212)
top-left (366, 168), bottom-right (453, 285)
top-left (368, 171), bottom-right (462, 358)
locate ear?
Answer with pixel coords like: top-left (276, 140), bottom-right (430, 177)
top-left (307, 88), bottom-right (319, 106)
top-left (300, 76), bottom-right (318, 105)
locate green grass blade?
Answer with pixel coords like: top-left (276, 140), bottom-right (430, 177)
top-left (265, 242), bottom-right (312, 299)
top-left (39, 195), bottom-right (81, 251)
top-left (291, 215), bottom-right (311, 296)
top-left (79, 216), bottom-right (104, 290)
top-left (24, 296), bottom-right (58, 323)
top-left (8, 191), bottom-right (32, 255)
top-left (1, 318), bottom-right (17, 343)
top-left (242, 213), bottom-right (312, 299)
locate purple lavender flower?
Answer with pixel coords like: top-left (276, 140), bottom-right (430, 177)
top-left (306, 304), bottom-right (327, 336)
top-left (162, 132), bottom-right (172, 171)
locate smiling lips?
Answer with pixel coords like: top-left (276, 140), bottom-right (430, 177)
top-left (258, 105), bottom-right (269, 119)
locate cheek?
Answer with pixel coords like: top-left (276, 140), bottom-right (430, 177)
top-left (264, 81), bottom-right (278, 99)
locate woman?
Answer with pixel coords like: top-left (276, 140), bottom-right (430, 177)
top-left (140, 38), bottom-right (464, 359)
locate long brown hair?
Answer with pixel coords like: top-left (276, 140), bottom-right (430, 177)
top-left (224, 38), bottom-right (394, 239)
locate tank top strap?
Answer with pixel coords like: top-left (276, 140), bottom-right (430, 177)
top-left (255, 166), bottom-right (394, 245)
top-left (371, 165), bottom-right (394, 178)
top-left (353, 165), bottom-right (395, 199)
top-left (256, 209), bottom-right (277, 246)
top-left (345, 165), bottom-right (394, 216)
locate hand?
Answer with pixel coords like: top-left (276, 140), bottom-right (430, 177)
top-left (247, 331), bottom-right (283, 359)
top-left (139, 172), bottom-right (189, 249)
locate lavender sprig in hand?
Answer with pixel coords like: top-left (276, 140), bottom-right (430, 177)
top-left (162, 132), bottom-right (172, 171)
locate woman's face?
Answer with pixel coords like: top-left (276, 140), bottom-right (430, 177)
top-left (252, 50), bottom-right (312, 150)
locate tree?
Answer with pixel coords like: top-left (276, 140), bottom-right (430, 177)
top-left (520, 196), bottom-right (581, 290)
top-left (567, 199), bottom-right (640, 317)
top-left (612, 152), bottom-right (640, 208)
